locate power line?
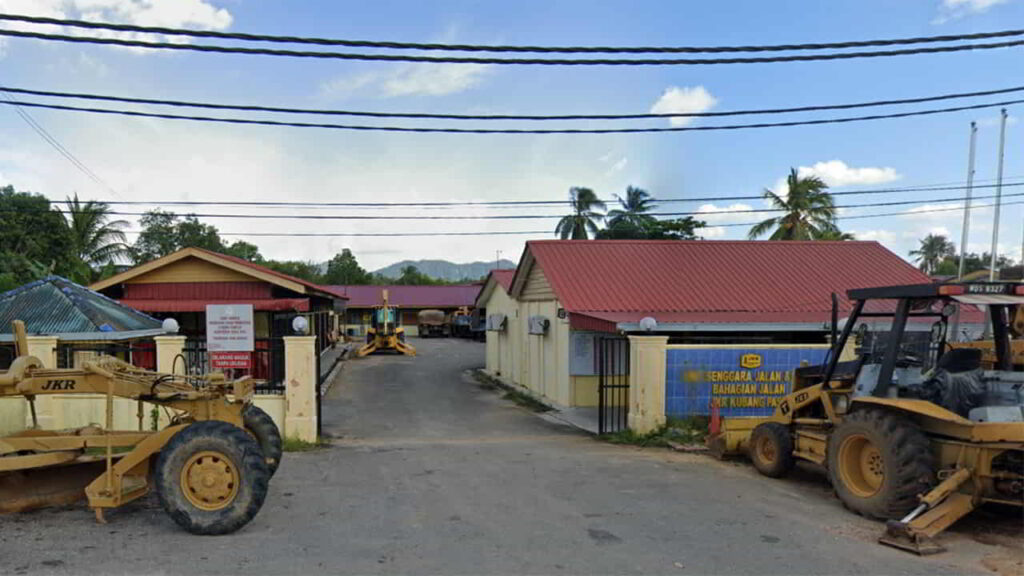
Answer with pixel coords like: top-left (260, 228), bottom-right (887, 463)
top-left (68, 180), bottom-right (1024, 209)
top-left (9, 191), bottom-right (1022, 220)
top-left (3, 84), bottom-right (1023, 121)
top-left (2, 96), bottom-right (1021, 134)
top-left (1, 28), bottom-right (1022, 65)
top-left (3, 13), bottom-right (1022, 54)
top-left (0, 92), bottom-right (123, 199)
top-left (110, 199), bottom-right (1024, 237)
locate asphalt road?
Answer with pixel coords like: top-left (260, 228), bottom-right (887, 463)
top-left (1, 338), bottom-right (1020, 576)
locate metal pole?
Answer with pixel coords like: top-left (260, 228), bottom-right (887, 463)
top-left (958, 121), bottom-right (977, 281)
top-left (989, 108), bottom-right (1008, 281)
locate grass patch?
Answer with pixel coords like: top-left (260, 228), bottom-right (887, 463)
top-left (282, 437), bottom-right (329, 452)
top-left (599, 416), bottom-right (710, 448)
top-left (502, 389), bottom-right (552, 413)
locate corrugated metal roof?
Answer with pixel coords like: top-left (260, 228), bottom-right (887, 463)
top-left (324, 285), bottom-right (482, 308)
top-left (119, 298), bottom-right (310, 312)
top-left (492, 270), bottom-right (516, 292)
top-left (0, 275), bottom-right (162, 335)
top-left (518, 240), bottom-right (934, 323)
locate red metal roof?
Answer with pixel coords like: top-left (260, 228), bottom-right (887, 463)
top-left (120, 298), bottom-right (310, 312)
top-left (323, 285), bottom-right (482, 308)
top-left (517, 240), bottom-right (935, 325)
top-left (492, 270), bottom-right (516, 292)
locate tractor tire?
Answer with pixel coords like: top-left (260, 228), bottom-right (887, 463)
top-left (243, 405), bottom-right (282, 478)
top-left (748, 422), bottom-right (795, 478)
top-left (827, 408), bottom-right (935, 520)
top-left (154, 421), bottom-right (269, 535)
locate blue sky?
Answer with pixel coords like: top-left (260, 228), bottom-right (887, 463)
top-left (0, 0), bottom-right (1021, 270)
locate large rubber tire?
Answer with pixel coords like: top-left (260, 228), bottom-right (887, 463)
top-left (154, 421), bottom-right (269, 535)
top-left (748, 422), bottom-right (795, 478)
top-left (827, 408), bottom-right (935, 520)
top-left (244, 405), bottom-right (282, 478)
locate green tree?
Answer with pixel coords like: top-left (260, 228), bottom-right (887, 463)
top-left (262, 260), bottom-right (323, 284)
top-left (323, 249), bottom-right (371, 284)
top-left (748, 168), bottom-right (838, 240)
top-left (132, 210), bottom-right (182, 262)
top-left (606, 186), bottom-right (656, 233)
top-left (815, 226), bottom-right (856, 241)
top-left (646, 217), bottom-right (706, 240)
top-left (60, 194), bottom-right (130, 283)
top-left (909, 234), bottom-right (956, 275)
top-left (223, 240), bottom-right (264, 263)
top-left (174, 215), bottom-right (224, 252)
top-left (555, 187), bottom-right (606, 240)
top-left (0, 185), bottom-right (75, 288)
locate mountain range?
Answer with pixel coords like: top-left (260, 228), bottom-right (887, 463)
top-left (372, 259), bottom-right (517, 282)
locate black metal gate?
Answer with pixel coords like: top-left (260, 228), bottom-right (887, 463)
top-left (597, 337), bottom-right (630, 435)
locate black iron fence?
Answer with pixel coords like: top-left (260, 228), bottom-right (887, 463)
top-left (183, 338), bottom-right (285, 394)
top-left (55, 340), bottom-right (157, 371)
top-left (0, 344), bottom-right (14, 370)
top-left (597, 337), bottom-right (630, 435)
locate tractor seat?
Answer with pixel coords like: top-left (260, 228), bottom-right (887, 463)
top-left (935, 348), bottom-right (983, 374)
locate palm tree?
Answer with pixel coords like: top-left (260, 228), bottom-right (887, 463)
top-left (606, 186), bottom-right (657, 233)
top-left (555, 187), bottom-right (606, 240)
top-left (61, 194), bottom-right (130, 283)
top-left (909, 234), bottom-right (955, 275)
top-left (748, 168), bottom-right (838, 240)
top-left (816, 226), bottom-right (856, 241)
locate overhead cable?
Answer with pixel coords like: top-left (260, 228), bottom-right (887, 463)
top-left (3, 84), bottom-right (1022, 121)
top-left (2, 97), bottom-right (1022, 134)
top-left (1, 14), bottom-right (1021, 54)
top-left (1, 29), bottom-right (1022, 65)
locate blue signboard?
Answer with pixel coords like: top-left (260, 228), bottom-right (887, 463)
top-left (665, 346), bottom-right (829, 418)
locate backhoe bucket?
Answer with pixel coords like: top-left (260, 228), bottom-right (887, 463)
top-left (0, 460), bottom-right (106, 514)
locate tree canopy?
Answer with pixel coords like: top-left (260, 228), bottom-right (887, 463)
top-left (747, 168), bottom-right (841, 240)
top-left (0, 185), bottom-right (75, 291)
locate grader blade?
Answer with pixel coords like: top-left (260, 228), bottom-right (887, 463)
top-left (0, 461), bottom-right (106, 513)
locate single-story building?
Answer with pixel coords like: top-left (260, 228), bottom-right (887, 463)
top-left (478, 240), bottom-right (952, 411)
top-left (326, 284), bottom-right (483, 337)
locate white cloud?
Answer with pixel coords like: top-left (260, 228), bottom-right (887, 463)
top-left (649, 86), bottom-right (717, 127)
top-left (321, 63), bottom-right (492, 99)
top-left (798, 160), bottom-right (901, 187)
top-left (0, 0), bottom-right (232, 56)
top-left (933, 0), bottom-right (1010, 23)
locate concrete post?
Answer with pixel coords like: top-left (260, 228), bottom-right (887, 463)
top-left (25, 335), bottom-right (58, 429)
top-left (284, 335), bottom-right (318, 442)
top-left (154, 335), bottom-right (187, 374)
top-left (627, 335), bottom-right (669, 434)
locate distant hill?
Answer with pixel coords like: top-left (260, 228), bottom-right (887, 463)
top-left (373, 259), bottom-right (517, 282)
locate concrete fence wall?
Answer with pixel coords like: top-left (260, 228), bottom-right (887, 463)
top-left (0, 334), bottom-right (318, 442)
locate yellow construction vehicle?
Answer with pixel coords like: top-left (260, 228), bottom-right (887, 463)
top-left (708, 282), bottom-right (1023, 555)
top-left (357, 289), bottom-right (416, 357)
top-left (0, 320), bottom-right (281, 534)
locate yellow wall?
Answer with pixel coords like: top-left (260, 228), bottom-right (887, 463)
top-left (126, 256), bottom-right (255, 284)
top-left (571, 375), bottom-right (600, 407)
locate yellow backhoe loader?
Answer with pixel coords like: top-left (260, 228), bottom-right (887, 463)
top-left (356, 289), bottom-right (416, 357)
top-left (708, 282), bottom-right (1023, 555)
top-left (0, 320), bottom-right (281, 534)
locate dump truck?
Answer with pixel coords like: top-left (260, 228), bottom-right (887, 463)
top-left (0, 321), bottom-right (281, 534)
top-left (417, 309), bottom-right (449, 338)
top-left (357, 289), bottom-right (416, 357)
top-left (708, 281), bottom-right (1023, 554)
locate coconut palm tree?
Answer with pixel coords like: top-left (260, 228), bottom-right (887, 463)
top-left (816, 226), bottom-right (856, 241)
top-left (909, 234), bottom-right (955, 275)
top-left (747, 168), bottom-right (838, 240)
top-left (555, 187), bottom-right (606, 240)
top-left (61, 194), bottom-right (130, 283)
top-left (606, 186), bottom-right (657, 234)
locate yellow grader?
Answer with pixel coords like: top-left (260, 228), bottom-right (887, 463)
top-left (708, 281), bottom-right (1024, 555)
top-left (0, 320), bottom-right (281, 534)
top-left (357, 289), bottom-right (416, 357)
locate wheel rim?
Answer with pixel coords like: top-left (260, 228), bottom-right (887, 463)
top-left (756, 435), bottom-right (777, 464)
top-left (181, 450), bottom-right (240, 511)
top-left (838, 434), bottom-right (884, 498)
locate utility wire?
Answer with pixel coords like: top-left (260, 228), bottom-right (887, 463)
top-left (71, 180), bottom-right (1024, 209)
top-left (1, 28), bottom-right (1022, 65)
top-left (9, 191), bottom-right (1022, 220)
top-left (111, 199), bottom-right (1024, 237)
top-left (3, 84), bottom-right (1022, 121)
top-left (3, 13), bottom-right (1022, 54)
top-left (0, 92), bottom-right (123, 199)
top-left (1, 97), bottom-right (1021, 134)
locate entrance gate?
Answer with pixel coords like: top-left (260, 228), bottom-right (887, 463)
top-left (597, 337), bottom-right (630, 435)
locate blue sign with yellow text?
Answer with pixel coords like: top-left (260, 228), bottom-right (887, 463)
top-left (665, 346), bottom-right (829, 418)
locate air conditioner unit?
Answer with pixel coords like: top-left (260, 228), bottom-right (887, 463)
top-left (486, 314), bottom-right (507, 332)
top-left (528, 315), bottom-right (550, 335)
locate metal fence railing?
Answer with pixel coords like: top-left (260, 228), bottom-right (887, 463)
top-left (183, 338), bottom-right (285, 395)
top-left (55, 340), bottom-right (157, 371)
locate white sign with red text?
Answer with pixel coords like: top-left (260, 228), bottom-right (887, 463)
top-left (205, 304), bottom-right (254, 352)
